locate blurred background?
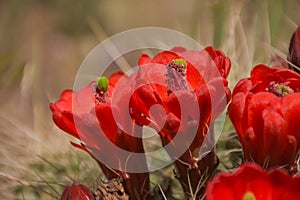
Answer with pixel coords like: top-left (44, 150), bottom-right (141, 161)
top-left (0, 0), bottom-right (299, 199)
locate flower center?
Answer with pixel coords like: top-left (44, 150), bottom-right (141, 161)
top-left (165, 59), bottom-right (188, 94)
top-left (266, 81), bottom-right (294, 97)
top-left (94, 76), bottom-right (110, 103)
top-left (243, 192), bottom-right (256, 200)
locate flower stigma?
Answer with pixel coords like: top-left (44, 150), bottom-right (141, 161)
top-left (95, 76), bottom-right (110, 103)
top-left (97, 76), bottom-right (109, 92)
top-left (266, 81), bottom-right (294, 97)
top-left (243, 192), bottom-right (256, 200)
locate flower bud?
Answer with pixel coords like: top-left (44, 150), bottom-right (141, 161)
top-left (61, 183), bottom-right (94, 200)
top-left (288, 26), bottom-right (300, 73)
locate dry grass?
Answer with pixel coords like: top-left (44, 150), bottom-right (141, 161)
top-left (0, 0), bottom-right (299, 199)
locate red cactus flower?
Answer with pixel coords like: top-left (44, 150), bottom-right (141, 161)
top-left (50, 72), bottom-right (150, 200)
top-left (228, 64), bottom-right (300, 172)
top-left (61, 183), bottom-right (94, 200)
top-left (128, 46), bottom-right (231, 198)
top-left (288, 26), bottom-right (300, 72)
top-left (205, 163), bottom-right (300, 200)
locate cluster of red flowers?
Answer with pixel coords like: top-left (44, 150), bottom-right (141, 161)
top-left (51, 26), bottom-right (300, 200)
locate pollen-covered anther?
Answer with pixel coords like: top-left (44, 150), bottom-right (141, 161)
top-left (165, 59), bottom-right (188, 94)
top-left (266, 81), bottom-right (294, 97)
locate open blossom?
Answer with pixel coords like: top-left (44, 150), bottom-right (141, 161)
top-left (61, 183), bottom-right (94, 200)
top-left (50, 73), bottom-right (149, 200)
top-left (129, 46), bottom-right (231, 198)
top-left (228, 64), bottom-right (300, 172)
top-left (288, 26), bottom-right (300, 72)
top-left (205, 163), bottom-right (300, 200)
